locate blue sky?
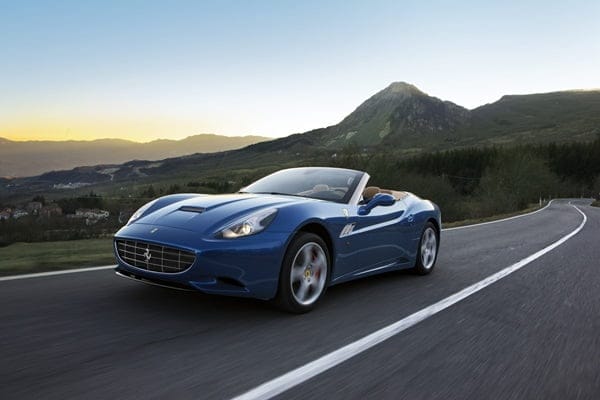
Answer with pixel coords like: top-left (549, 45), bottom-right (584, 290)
top-left (1, 0), bottom-right (599, 141)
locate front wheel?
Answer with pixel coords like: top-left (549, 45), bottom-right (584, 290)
top-left (413, 222), bottom-right (439, 275)
top-left (276, 233), bottom-right (329, 313)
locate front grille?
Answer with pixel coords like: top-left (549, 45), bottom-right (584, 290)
top-left (115, 239), bottom-right (196, 273)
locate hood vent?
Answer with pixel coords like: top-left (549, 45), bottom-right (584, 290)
top-left (179, 206), bottom-right (206, 213)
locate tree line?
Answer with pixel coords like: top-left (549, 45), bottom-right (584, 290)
top-left (333, 137), bottom-right (600, 221)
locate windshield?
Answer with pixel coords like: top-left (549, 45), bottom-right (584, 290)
top-left (243, 167), bottom-right (364, 203)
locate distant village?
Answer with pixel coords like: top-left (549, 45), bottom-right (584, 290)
top-left (0, 201), bottom-right (112, 225)
top-left (0, 194), bottom-right (137, 244)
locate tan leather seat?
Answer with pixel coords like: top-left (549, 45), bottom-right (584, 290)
top-left (362, 186), bottom-right (381, 201)
top-left (363, 186), bottom-right (407, 202)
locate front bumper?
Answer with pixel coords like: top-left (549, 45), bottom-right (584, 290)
top-left (113, 223), bottom-right (289, 300)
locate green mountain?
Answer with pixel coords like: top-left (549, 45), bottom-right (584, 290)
top-left (463, 90), bottom-right (600, 145)
top-left (308, 82), bottom-right (600, 150)
top-left (0, 134), bottom-right (270, 178)
top-left (318, 82), bottom-right (470, 147)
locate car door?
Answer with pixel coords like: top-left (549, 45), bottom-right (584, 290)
top-left (332, 198), bottom-right (410, 281)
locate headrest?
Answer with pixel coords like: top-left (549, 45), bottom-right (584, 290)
top-left (362, 186), bottom-right (380, 200)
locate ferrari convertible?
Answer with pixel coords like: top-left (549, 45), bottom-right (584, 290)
top-left (114, 167), bottom-right (441, 312)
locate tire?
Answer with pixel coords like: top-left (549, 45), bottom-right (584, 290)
top-left (413, 222), bottom-right (439, 275)
top-left (276, 232), bottom-right (330, 313)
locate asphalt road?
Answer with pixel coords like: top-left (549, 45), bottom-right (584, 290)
top-left (1, 199), bottom-right (598, 399)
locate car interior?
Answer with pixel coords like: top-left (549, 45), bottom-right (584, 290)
top-left (361, 186), bottom-right (408, 203)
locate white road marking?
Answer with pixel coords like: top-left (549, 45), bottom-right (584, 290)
top-left (0, 265), bottom-right (116, 282)
top-left (442, 199), bottom-right (555, 231)
top-left (231, 205), bottom-right (587, 400)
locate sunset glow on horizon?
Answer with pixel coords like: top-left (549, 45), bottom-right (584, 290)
top-left (1, 116), bottom-right (225, 143)
top-left (1, 0), bottom-right (599, 142)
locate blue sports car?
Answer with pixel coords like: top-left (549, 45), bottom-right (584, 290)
top-left (114, 167), bottom-right (441, 313)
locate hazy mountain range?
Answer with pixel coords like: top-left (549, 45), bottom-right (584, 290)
top-left (2, 82), bottom-right (600, 201)
top-left (0, 134), bottom-right (269, 177)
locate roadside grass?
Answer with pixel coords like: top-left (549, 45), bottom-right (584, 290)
top-left (0, 202), bottom-right (556, 276)
top-left (591, 199), bottom-right (600, 207)
top-left (442, 204), bottom-right (542, 229)
top-left (0, 238), bottom-right (114, 276)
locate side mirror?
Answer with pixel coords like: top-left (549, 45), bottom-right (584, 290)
top-left (358, 193), bottom-right (395, 215)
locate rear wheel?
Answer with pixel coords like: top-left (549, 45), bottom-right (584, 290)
top-left (276, 233), bottom-right (329, 313)
top-left (413, 222), bottom-right (439, 275)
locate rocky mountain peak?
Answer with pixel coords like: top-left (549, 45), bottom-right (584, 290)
top-left (382, 81), bottom-right (424, 96)
top-left (322, 82), bottom-right (468, 147)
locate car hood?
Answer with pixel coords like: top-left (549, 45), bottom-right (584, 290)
top-left (132, 193), bottom-right (307, 234)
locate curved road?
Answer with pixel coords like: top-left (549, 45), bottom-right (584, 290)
top-left (1, 199), bottom-right (599, 399)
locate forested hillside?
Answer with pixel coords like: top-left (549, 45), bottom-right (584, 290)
top-left (332, 136), bottom-right (600, 221)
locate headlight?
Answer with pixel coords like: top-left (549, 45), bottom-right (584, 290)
top-left (218, 208), bottom-right (277, 239)
top-left (128, 200), bottom-right (157, 225)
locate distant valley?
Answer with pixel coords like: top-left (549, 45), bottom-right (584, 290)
top-left (0, 134), bottom-right (270, 177)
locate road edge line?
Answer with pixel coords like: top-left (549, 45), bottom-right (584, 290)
top-left (231, 205), bottom-right (587, 400)
top-left (0, 265), bottom-right (116, 282)
top-left (442, 199), bottom-right (555, 231)
top-left (0, 199), bottom-right (574, 281)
